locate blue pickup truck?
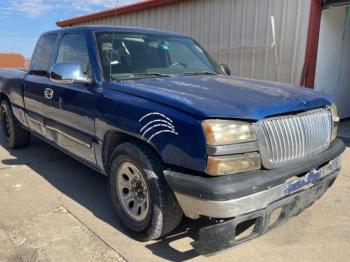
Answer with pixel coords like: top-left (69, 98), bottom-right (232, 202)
top-left (0, 26), bottom-right (345, 255)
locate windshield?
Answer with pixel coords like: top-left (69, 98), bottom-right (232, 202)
top-left (95, 31), bottom-right (223, 81)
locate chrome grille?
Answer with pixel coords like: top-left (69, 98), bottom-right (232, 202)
top-left (255, 109), bottom-right (332, 169)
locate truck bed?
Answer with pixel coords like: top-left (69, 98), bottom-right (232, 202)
top-left (0, 68), bottom-right (28, 109)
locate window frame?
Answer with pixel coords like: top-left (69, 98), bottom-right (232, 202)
top-left (29, 33), bottom-right (59, 77)
top-left (93, 30), bottom-right (223, 83)
top-left (53, 32), bottom-right (92, 78)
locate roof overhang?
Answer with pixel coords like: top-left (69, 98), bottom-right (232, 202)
top-left (56, 0), bottom-right (183, 28)
top-left (323, 0), bottom-right (350, 8)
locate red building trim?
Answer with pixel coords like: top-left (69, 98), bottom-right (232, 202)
top-left (300, 0), bottom-right (323, 88)
top-left (56, 0), bottom-right (183, 28)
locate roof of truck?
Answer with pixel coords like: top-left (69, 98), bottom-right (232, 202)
top-left (46, 25), bottom-right (186, 37)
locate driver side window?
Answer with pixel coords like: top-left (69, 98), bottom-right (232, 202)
top-left (56, 33), bottom-right (91, 77)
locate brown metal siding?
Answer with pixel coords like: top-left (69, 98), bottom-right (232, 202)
top-left (0, 53), bottom-right (25, 68)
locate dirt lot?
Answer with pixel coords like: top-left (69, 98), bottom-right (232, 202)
top-left (0, 135), bottom-right (349, 262)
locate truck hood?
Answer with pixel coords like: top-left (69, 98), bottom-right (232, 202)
top-left (111, 75), bottom-right (331, 120)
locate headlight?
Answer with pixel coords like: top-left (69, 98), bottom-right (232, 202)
top-left (202, 120), bottom-right (257, 145)
top-left (330, 103), bottom-right (339, 141)
top-left (207, 153), bottom-right (261, 176)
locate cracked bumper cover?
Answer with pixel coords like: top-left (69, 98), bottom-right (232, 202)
top-left (164, 139), bottom-right (344, 219)
top-left (163, 139), bottom-right (345, 255)
top-left (192, 172), bottom-right (338, 256)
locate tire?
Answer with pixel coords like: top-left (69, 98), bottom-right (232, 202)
top-left (108, 141), bottom-right (183, 241)
top-left (0, 99), bottom-right (30, 149)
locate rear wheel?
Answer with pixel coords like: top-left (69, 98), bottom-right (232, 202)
top-left (108, 142), bottom-right (183, 241)
top-left (0, 100), bottom-right (30, 149)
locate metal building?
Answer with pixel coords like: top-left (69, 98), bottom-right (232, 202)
top-left (57, 0), bottom-right (311, 86)
top-left (57, 0), bottom-right (350, 118)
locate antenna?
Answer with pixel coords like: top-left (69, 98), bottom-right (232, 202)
top-left (115, 0), bottom-right (119, 18)
top-left (109, 0), bottom-right (119, 82)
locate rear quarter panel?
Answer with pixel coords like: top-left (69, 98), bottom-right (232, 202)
top-left (0, 69), bottom-right (29, 127)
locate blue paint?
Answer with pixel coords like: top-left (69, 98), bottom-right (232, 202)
top-left (114, 75), bottom-right (331, 121)
top-left (0, 26), bottom-right (334, 174)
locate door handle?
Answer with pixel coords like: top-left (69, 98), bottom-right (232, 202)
top-left (59, 97), bottom-right (63, 109)
top-left (44, 88), bottom-right (54, 100)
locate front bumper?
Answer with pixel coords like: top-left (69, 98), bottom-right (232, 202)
top-left (163, 139), bottom-right (345, 255)
top-left (164, 139), bottom-right (345, 219)
top-left (192, 171), bottom-right (338, 256)
top-left (171, 157), bottom-right (341, 219)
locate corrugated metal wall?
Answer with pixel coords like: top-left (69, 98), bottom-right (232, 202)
top-left (78, 0), bottom-right (311, 85)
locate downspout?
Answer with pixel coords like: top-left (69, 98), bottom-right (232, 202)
top-left (300, 0), bottom-right (323, 88)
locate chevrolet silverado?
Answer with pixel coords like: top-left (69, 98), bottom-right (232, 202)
top-left (0, 26), bottom-right (345, 255)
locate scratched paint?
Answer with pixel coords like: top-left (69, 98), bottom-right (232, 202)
top-left (139, 112), bottom-right (178, 143)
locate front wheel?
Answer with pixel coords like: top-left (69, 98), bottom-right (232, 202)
top-left (108, 142), bottom-right (183, 241)
top-left (0, 100), bottom-right (30, 149)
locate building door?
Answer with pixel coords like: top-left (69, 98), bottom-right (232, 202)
top-left (315, 5), bottom-right (350, 119)
top-left (323, 0), bottom-right (350, 8)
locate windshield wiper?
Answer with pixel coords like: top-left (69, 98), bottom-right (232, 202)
top-left (111, 72), bottom-right (173, 81)
top-left (181, 71), bottom-right (217, 76)
top-left (132, 72), bottom-right (173, 78)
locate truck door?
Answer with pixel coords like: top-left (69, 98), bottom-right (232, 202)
top-left (46, 32), bottom-right (97, 165)
top-left (24, 34), bottom-right (58, 135)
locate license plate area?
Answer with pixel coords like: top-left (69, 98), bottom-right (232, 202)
top-left (284, 169), bottom-right (321, 195)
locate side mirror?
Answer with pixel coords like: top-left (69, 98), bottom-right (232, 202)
top-left (220, 64), bottom-right (231, 75)
top-left (50, 63), bottom-right (92, 85)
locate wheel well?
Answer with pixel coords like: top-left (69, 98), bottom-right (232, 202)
top-left (102, 131), bottom-right (163, 174)
top-left (0, 93), bottom-right (10, 113)
top-left (0, 93), bottom-right (9, 103)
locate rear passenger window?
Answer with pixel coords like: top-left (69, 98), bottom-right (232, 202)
top-left (55, 33), bottom-right (91, 76)
top-left (30, 34), bottom-right (58, 76)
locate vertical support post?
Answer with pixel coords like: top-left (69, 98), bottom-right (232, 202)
top-left (300, 0), bottom-right (322, 88)
top-left (337, 6), bottom-right (349, 83)
top-left (271, 16), bottom-right (281, 82)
